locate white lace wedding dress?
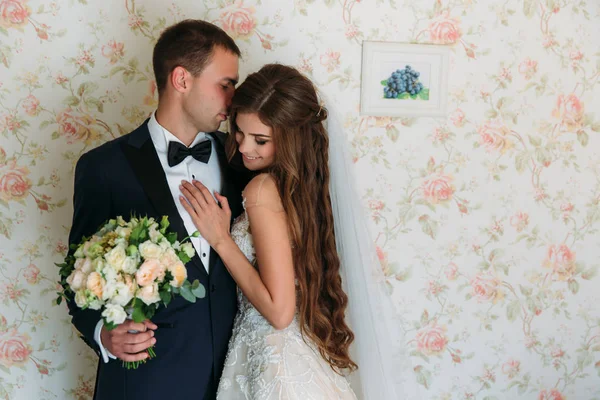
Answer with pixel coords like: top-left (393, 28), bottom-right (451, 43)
top-left (216, 175), bottom-right (357, 400)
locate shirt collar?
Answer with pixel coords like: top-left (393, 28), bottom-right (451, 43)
top-left (148, 111), bottom-right (207, 153)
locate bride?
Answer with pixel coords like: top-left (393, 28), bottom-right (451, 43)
top-left (179, 64), bottom-right (415, 399)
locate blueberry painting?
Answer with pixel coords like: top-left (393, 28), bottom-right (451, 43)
top-left (361, 42), bottom-right (449, 117)
top-left (381, 65), bottom-right (429, 100)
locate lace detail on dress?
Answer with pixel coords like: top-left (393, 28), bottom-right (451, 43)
top-left (217, 207), bottom-right (356, 400)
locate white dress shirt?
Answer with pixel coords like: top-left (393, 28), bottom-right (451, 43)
top-left (94, 112), bottom-right (223, 362)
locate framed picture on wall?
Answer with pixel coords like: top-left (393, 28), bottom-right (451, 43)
top-left (360, 41), bottom-right (450, 117)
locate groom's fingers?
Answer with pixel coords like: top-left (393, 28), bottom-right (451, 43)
top-left (123, 337), bottom-right (156, 354)
top-left (123, 330), bottom-right (154, 345)
top-left (120, 320), bottom-right (147, 333)
top-left (143, 320), bottom-right (158, 330)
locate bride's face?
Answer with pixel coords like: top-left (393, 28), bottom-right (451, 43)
top-left (234, 112), bottom-right (275, 171)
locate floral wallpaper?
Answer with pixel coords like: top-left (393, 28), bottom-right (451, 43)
top-left (0, 0), bottom-right (599, 399)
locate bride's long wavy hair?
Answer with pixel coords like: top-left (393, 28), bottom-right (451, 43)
top-left (226, 64), bottom-right (357, 373)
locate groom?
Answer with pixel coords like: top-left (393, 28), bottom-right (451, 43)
top-left (66, 20), bottom-right (245, 399)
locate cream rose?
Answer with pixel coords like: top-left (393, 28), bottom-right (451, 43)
top-left (168, 261), bottom-right (187, 288)
top-left (66, 270), bottom-right (87, 291)
top-left (104, 244), bottom-right (127, 271)
top-left (75, 257), bottom-right (94, 274)
top-left (108, 282), bottom-right (134, 307)
top-left (139, 241), bottom-right (163, 260)
top-left (102, 304), bottom-right (127, 325)
top-left (160, 248), bottom-right (180, 268)
top-left (136, 283), bottom-right (160, 306)
top-left (148, 225), bottom-right (162, 243)
top-left (74, 289), bottom-right (87, 308)
top-left (120, 256), bottom-right (137, 275)
top-left (115, 226), bottom-right (131, 238)
top-left (86, 272), bottom-right (105, 299)
top-left (135, 258), bottom-right (161, 287)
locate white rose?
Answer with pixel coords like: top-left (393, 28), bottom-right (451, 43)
top-left (108, 282), bottom-right (134, 307)
top-left (102, 278), bottom-right (117, 302)
top-left (181, 242), bottom-right (195, 259)
top-left (102, 264), bottom-right (119, 283)
top-left (139, 241), bottom-right (163, 259)
top-left (74, 290), bottom-right (87, 308)
top-left (136, 283), bottom-right (161, 305)
top-left (149, 225), bottom-right (162, 243)
top-left (121, 257), bottom-right (138, 274)
top-left (74, 245), bottom-right (85, 258)
top-left (105, 244), bottom-right (127, 271)
top-left (93, 258), bottom-right (105, 272)
top-left (67, 270), bottom-right (87, 291)
top-left (158, 238), bottom-right (172, 250)
top-left (75, 257), bottom-right (94, 274)
top-left (102, 304), bottom-right (127, 325)
top-left (159, 249), bottom-right (180, 269)
top-left (116, 216), bottom-right (126, 226)
top-left (88, 297), bottom-right (103, 310)
top-left (115, 226), bottom-right (131, 238)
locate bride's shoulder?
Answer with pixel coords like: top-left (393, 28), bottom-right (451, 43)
top-left (242, 174), bottom-right (283, 212)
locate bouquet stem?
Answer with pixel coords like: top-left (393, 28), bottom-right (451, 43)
top-left (122, 346), bottom-right (156, 369)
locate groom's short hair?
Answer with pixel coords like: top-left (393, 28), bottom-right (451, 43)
top-left (153, 19), bottom-right (240, 96)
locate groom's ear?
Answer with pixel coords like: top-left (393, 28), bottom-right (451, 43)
top-left (171, 66), bottom-right (190, 93)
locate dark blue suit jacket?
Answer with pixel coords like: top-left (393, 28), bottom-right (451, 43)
top-left (66, 121), bottom-right (245, 400)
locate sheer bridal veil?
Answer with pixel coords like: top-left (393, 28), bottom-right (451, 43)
top-left (325, 99), bottom-right (421, 400)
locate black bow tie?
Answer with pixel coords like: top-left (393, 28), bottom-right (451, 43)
top-left (167, 140), bottom-right (212, 167)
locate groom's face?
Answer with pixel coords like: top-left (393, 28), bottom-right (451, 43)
top-left (183, 46), bottom-right (239, 133)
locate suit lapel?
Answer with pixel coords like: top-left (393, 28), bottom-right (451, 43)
top-left (121, 122), bottom-right (208, 278)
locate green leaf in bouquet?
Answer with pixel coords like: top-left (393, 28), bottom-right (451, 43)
top-left (160, 290), bottom-right (172, 306)
top-left (191, 280), bottom-right (206, 299)
top-left (178, 250), bottom-right (191, 264)
top-left (126, 245), bottom-right (138, 257)
top-left (132, 304), bottom-right (147, 323)
top-left (166, 232), bottom-right (177, 244)
top-left (179, 285), bottom-right (196, 303)
top-left (104, 320), bottom-right (118, 331)
top-left (144, 305), bottom-right (156, 320)
top-left (129, 222), bottom-right (146, 245)
top-left (159, 216), bottom-right (170, 234)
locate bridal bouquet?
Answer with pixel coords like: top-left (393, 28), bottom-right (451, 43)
top-left (56, 215), bottom-right (205, 368)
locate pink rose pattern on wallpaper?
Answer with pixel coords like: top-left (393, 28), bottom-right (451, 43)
top-left (1, 0), bottom-right (600, 399)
